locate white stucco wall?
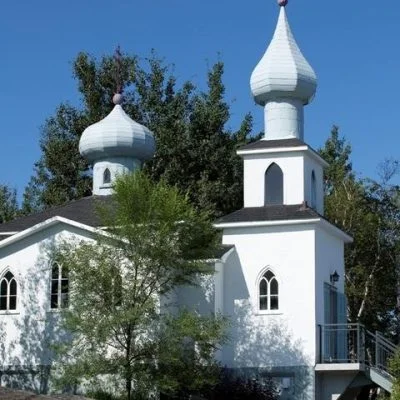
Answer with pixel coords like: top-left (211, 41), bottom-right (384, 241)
top-left (242, 149), bottom-right (325, 211)
top-left (314, 226), bottom-right (345, 329)
top-left (220, 224), bottom-right (317, 369)
top-left (93, 157), bottom-right (141, 195)
top-left (303, 154), bottom-right (324, 215)
top-left (0, 223), bottom-right (94, 368)
top-left (243, 152), bottom-right (304, 208)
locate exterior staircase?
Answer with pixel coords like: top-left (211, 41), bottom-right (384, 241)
top-left (316, 324), bottom-right (397, 398)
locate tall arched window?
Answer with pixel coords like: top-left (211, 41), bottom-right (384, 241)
top-left (259, 270), bottom-right (279, 311)
top-left (51, 263), bottom-right (69, 309)
top-left (103, 168), bottom-right (111, 185)
top-left (311, 170), bottom-right (317, 209)
top-left (265, 163), bottom-right (283, 205)
top-left (0, 271), bottom-right (17, 311)
top-left (103, 267), bottom-right (122, 307)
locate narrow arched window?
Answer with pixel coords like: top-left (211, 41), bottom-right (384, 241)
top-left (0, 271), bottom-right (17, 311)
top-left (105, 267), bottom-right (122, 307)
top-left (259, 270), bottom-right (279, 311)
top-left (311, 170), bottom-right (317, 209)
top-left (51, 263), bottom-right (69, 309)
top-left (265, 163), bottom-right (283, 205)
top-left (103, 168), bottom-right (111, 185)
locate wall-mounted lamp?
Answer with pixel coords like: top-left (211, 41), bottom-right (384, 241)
top-left (330, 270), bottom-right (340, 285)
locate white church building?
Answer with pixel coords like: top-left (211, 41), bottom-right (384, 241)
top-left (0, 1), bottom-right (396, 399)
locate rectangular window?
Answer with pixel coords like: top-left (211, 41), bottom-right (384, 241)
top-left (51, 263), bottom-right (69, 310)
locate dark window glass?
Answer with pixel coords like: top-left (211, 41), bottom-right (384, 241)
top-left (10, 280), bottom-right (16, 296)
top-left (62, 266), bottom-right (69, 279)
top-left (270, 296), bottom-right (279, 310)
top-left (265, 163), bottom-right (283, 205)
top-left (260, 279), bottom-right (268, 296)
top-left (259, 270), bottom-right (279, 311)
top-left (9, 296), bottom-right (16, 310)
top-left (61, 293), bottom-right (69, 308)
top-left (0, 280), bottom-right (7, 296)
top-left (0, 272), bottom-right (17, 311)
top-left (4, 272), bottom-right (13, 281)
top-left (0, 296), bottom-right (6, 310)
top-left (103, 168), bottom-right (111, 184)
top-left (265, 270), bottom-right (274, 281)
top-left (114, 273), bottom-right (122, 306)
top-left (270, 279), bottom-right (278, 295)
top-left (52, 264), bottom-right (58, 279)
top-left (51, 280), bottom-right (59, 295)
top-left (61, 279), bottom-right (68, 294)
top-left (51, 263), bottom-right (69, 309)
top-left (260, 296), bottom-right (268, 310)
top-left (311, 170), bottom-right (317, 209)
top-left (51, 294), bottom-right (58, 309)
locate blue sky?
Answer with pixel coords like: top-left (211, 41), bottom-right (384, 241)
top-left (0, 0), bottom-right (399, 200)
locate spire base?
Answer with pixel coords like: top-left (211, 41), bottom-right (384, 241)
top-left (263, 99), bottom-right (304, 141)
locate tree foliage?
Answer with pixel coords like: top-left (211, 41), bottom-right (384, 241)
top-left (390, 349), bottom-right (400, 399)
top-left (200, 369), bottom-right (279, 400)
top-left (320, 126), bottom-right (400, 336)
top-left (0, 184), bottom-right (18, 223)
top-left (54, 171), bottom-right (227, 400)
top-left (24, 51), bottom-right (255, 218)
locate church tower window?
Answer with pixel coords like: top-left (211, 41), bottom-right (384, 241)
top-left (259, 269), bottom-right (279, 311)
top-left (0, 271), bottom-right (17, 311)
top-left (103, 168), bottom-right (111, 185)
top-left (311, 170), bottom-right (317, 209)
top-left (265, 163), bottom-right (283, 205)
top-left (51, 263), bottom-right (69, 309)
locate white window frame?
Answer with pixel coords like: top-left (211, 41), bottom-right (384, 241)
top-left (103, 168), bottom-right (111, 185)
top-left (311, 170), bottom-right (317, 209)
top-left (0, 269), bottom-right (18, 314)
top-left (257, 268), bottom-right (281, 315)
top-left (264, 162), bottom-right (284, 205)
top-left (50, 262), bottom-right (69, 310)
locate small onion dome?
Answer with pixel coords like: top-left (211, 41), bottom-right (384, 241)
top-left (250, 5), bottom-right (317, 106)
top-left (79, 103), bottom-right (155, 162)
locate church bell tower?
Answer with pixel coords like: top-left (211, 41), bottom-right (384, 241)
top-left (240, 0), bottom-right (326, 215)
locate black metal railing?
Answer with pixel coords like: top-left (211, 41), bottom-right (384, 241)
top-left (318, 323), bottom-right (397, 373)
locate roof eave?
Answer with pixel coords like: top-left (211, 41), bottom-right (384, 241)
top-left (214, 218), bottom-right (353, 243)
top-left (237, 146), bottom-right (329, 168)
top-left (0, 216), bottom-right (107, 250)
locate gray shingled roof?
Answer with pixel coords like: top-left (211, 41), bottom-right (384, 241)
top-left (238, 138), bottom-right (306, 151)
top-left (213, 245), bottom-right (235, 259)
top-left (0, 196), bottom-right (113, 233)
top-left (216, 204), bottom-right (320, 224)
top-left (0, 196), bottom-right (236, 259)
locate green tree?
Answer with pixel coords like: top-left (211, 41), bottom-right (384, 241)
top-left (390, 349), bottom-right (400, 399)
top-left (24, 51), bottom-right (255, 218)
top-left (0, 184), bottom-right (18, 223)
top-left (200, 369), bottom-right (279, 400)
top-left (54, 171), bottom-right (227, 400)
top-left (319, 127), bottom-right (400, 335)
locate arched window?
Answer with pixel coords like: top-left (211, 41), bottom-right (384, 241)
top-left (259, 270), bottom-right (279, 311)
top-left (51, 263), bottom-right (69, 309)
top-left (103, 267), bottom-right (122, 307)
top-left (265, 163), bottom-right (283, 205)
top-left (103, 168), bottom-right (111, 185)
top-left (311, 170), bottom-right (317, 209)
top-left (0, 271), bottom-right (17, 311)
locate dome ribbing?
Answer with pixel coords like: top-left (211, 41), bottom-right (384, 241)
top-left (250, 6), bottom-right (317, 106)
top-left (79, 104), bottom-right (155, 162)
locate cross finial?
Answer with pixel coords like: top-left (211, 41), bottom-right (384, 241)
top-left (113, 45), bottom-right (123, 105)
top-left (278, 0), bottom-right (288, 6)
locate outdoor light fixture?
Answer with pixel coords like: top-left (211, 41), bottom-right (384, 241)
top-left (330, 270), bottom-right (340, 285)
